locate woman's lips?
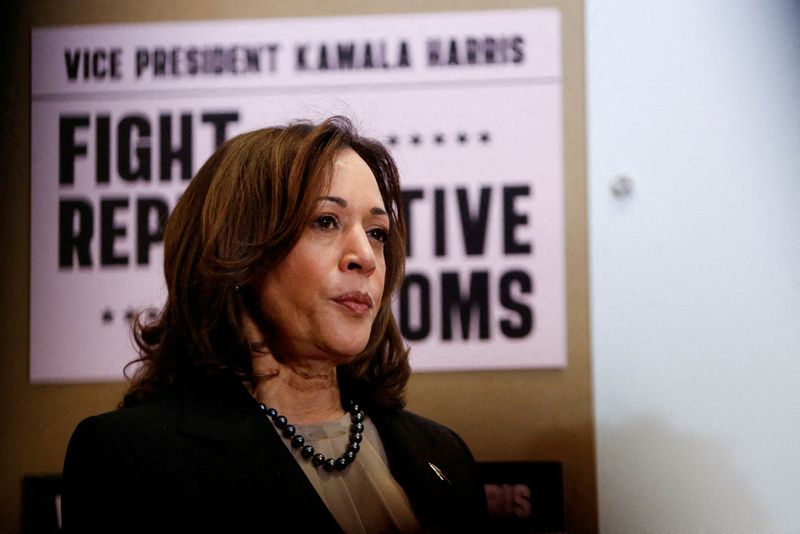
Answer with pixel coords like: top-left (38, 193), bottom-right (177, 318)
top-left (333, 292), bottom-right (374, 314)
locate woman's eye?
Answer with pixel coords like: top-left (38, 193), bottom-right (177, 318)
top-left (368, 227), bottom-right (388, 243)
top-left (314, 215), bottom-right (338, 230)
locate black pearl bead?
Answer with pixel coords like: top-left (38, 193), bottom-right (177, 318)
top-left (264, 400), bottom-right (365, 472)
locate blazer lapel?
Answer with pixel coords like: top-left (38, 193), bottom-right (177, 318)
top-left (371, 410), bottom-right (462, 527)
top-left (174, 372), bottom-right (342, 531)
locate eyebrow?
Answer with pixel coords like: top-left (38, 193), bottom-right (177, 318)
top-left (320, 196), bottom-right (387, 216)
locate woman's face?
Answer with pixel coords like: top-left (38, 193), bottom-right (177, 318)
top-left (259, 148), bottom-right (389, 365)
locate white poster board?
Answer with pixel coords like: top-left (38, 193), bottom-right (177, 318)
top-left (30, 9), bottom-right (565, 382)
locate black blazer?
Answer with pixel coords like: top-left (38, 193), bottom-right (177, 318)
top-left (62, 373), bottom-right (487, 532)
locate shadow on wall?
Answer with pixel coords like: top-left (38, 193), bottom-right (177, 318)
top-left (598, 415), bottom-right (769, 533)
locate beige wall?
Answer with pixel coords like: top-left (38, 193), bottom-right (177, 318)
top-left (0, 1), bottom-right (594, 532)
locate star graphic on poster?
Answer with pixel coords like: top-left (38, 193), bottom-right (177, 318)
top-left (479, 131), bottom-right (491, 143)
top-left (434, 133), bottom-right (445, 145)
top-left (410, 134), bottom-right (422, 146)
top-left (386, 135), bottom-right (399, 146)
top-left (102, 309), bottom-right (113, 324)
top-left (457, 132), bottom-right (468, 144)
top-left (125, 308), bottom-right (135, 323)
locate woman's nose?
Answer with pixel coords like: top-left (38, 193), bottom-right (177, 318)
top-left (339, 227), bottom-right (377, 275)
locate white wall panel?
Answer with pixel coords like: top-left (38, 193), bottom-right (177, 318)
top-left (587, 1), bottom-right (800, 531)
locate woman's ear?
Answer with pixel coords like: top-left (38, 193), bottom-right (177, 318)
top-left (239, 303), bottom-right (281, 381)
top-left (241, 309), bottom-right (268, 353)
top-left (238, 286), bottom-right (274, 355)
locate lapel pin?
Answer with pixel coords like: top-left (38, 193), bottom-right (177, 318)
top-left (428, 462), bottom-right (451, 484)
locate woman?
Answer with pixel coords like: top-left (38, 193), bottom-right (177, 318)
top-left (62, 117), bottom-right (487, 533)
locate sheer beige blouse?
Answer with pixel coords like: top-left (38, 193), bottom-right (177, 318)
top-left (275, 413), bottom-right (422, 533)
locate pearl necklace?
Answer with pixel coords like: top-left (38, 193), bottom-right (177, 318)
top-left (258, 400), bottom-right (365, 472)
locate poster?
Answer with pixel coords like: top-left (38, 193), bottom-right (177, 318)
top-left (30, 8), bottom-right (565, 382)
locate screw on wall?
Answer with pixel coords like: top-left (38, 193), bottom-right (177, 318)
top-left (610, 175), bottom-right (634, 198)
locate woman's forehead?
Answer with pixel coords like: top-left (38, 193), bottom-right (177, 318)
top-left (325, 149), bottom-right (385, 205)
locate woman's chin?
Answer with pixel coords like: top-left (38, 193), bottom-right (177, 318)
top-left (323, 339), bottom-right (371, 365)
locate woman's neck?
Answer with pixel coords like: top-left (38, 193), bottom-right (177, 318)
top-left (251, 352), bottom-right (345, 424)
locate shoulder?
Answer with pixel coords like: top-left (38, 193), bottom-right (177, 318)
top-left (373, 410), bottom-right (471, 457)
top-left (62, 399), bottom-right (181, 532)
top-left (64, 391), bottom-right (191, 493)
top-left (377, 409), bottom-right (473, 452)
top-left (68, 393), bottom-right (180, 448)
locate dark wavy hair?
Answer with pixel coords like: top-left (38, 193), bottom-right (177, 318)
top-left (122, 116), bottom-right (410, 411)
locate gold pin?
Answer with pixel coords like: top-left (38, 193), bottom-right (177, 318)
top-left (428, 462), bottom-right (451, 484)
